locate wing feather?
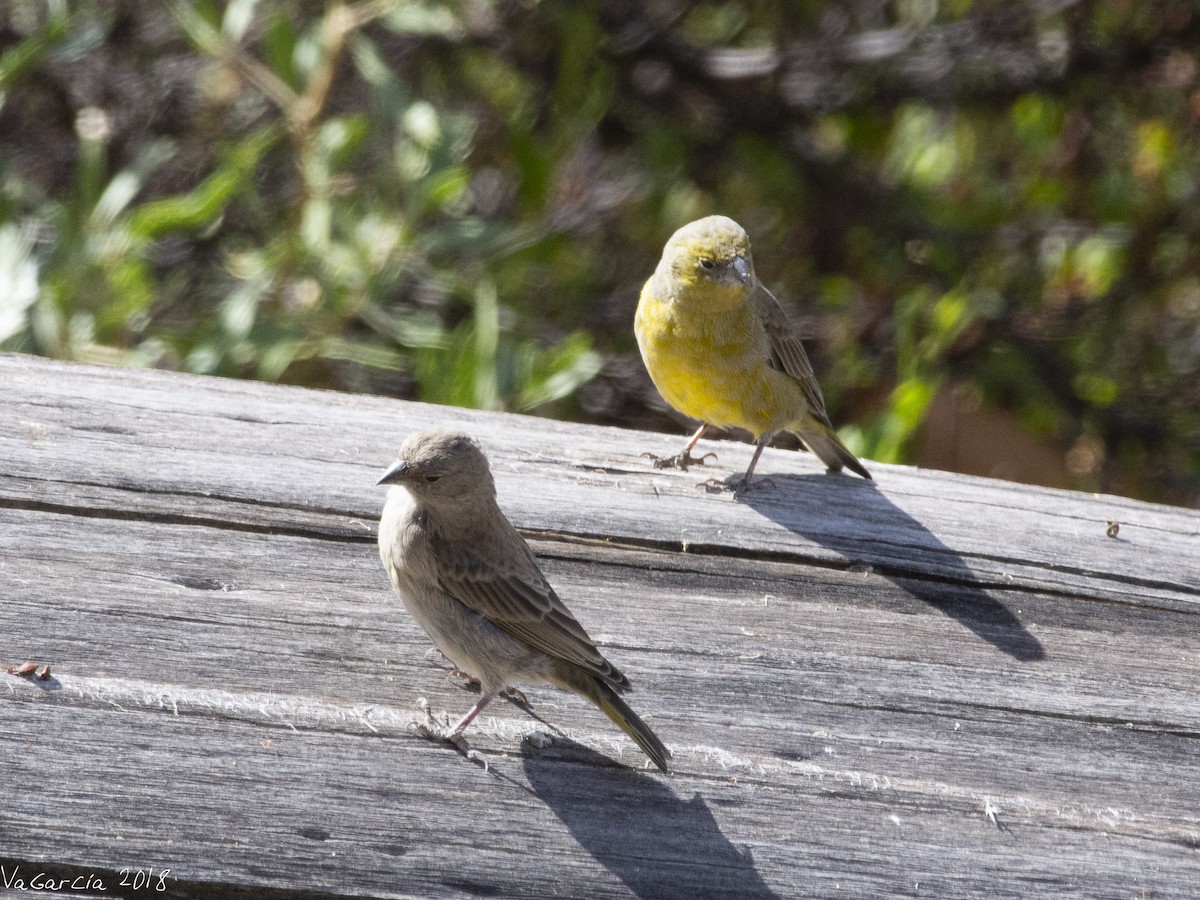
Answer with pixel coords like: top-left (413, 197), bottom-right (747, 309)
top-left (752, 281), bottom-right (834, 427)
top-left (427, 525), bottom-right (625, 686)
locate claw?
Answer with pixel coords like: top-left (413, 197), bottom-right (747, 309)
top-left (642, 450), bottom-right (718, 471)
top-left (412, 719), bottom-right (478, 758)
top-left (699, 474), bottom-right (771, 495)
top-left (502, 686), bottom-right (529, 705)
top-left (410, 702), bottom-right (488, 768)
top-left (412, 696), bottom-right (451, 731)
top-left (448, 668), bottom-right (480, 687)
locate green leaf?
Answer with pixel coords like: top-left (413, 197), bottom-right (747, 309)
top-left (264, 13), bottom-right (299, 90)
top-left (92, 140), bottom-right (175, 228)
top-left (516, 331), bottom-right (601, 411)
top-left (360, 304), bottom-right (447, 350)
top-left (128, 128), bottom-right (278, 238)
top-left (382, 2), bottom-right (462, 37)
top-left (0, 224), bottom-right (39, 344)
top-left (257, 337), bottom-right (301, 381)
top-left (0, 7), bottom-right (69, 108)
top-left (471, 279), bottom-right (499, 409)
top-left (318, 336), bottom-right (410, 372)
top-left (222, 0), bottom-right (262, 41)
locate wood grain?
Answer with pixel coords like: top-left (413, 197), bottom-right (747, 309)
top-left (2, 353), bottom-right (1198, 898)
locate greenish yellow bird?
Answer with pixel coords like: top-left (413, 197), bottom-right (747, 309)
top-left (635, 215), bottom-right (871, 487)
top-left (378, 429), bottom-right (670, 772)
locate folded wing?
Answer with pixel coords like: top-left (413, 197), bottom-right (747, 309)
top-left (428, 526), bottom-right (630, 690)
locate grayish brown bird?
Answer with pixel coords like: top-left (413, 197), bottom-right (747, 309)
top-left (377, 429), bottom-right (670, 772)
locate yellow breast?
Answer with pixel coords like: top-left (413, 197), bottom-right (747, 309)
top-left (635, 284), bottom-right (801, 438)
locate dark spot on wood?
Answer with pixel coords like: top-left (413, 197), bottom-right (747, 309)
top-left (708, 796), bottom-right (748, 808)
top-left (444, 877), bottom-right (507, 897)
top-left (771, 749), bottom-right (811, 762)
top-left (171, 575), bottom-right (233, 591)
top-left (70, 423), bottom-right (136, 435)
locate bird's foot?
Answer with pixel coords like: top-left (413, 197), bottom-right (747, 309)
top-left (411, 699), bottom-right (489, 768)
top-left (427, 727), bottom-right (487, 769)
top-left (699, 474), bottom-right (773, 495)
top-left (641, 450), bottom-right (718, 471)
top-left (698, 477), bottom-right (730, 494)
top-left (501, 685), bottom-right (529, 705)
top-left (445, 730), bottom-right (479, 760)
top-left (425, 647), bottom-right (453, 667)
top-left (412, 696), bottom-right (452, 734)
top-left (447, 668), bottom-right (481, 688)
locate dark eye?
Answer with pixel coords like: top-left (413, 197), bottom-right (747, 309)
top-left (424, 474), bottom-right (442, 483)
top-left (699, 258), bottom-right (715, 269)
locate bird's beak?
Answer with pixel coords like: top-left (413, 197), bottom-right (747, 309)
top-left (376, 459), bottom-right (409, 486)
top-left (732, 255), bottom-right (752, 284)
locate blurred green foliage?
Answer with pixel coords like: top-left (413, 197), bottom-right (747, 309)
top-left (0, 0), bottom-right (603, 411)
top-left (0, 0), bottom-right (1197, 504)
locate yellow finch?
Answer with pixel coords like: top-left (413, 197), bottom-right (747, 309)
top-left (377, 429), bottom-right (670, 772)
top-left (635, 215), bottom-right (870, 486)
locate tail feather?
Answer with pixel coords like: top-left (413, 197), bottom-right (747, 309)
top-left (798, 423), bottom-right (872, 480)
top-left (593, 680), bottom-right (671, 773)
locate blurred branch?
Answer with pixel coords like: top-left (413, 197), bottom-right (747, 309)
top-left (162, 0), bottom-right (397, 138)
top-left (0, 3), bottom-right (69, 102)
top-left (163, 0), bottom-right (298, 112)
top-left (290, 1), bottom-right (398, 139)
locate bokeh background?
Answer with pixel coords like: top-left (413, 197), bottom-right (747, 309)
top-left (1, 0), bottom-right (1197, 506)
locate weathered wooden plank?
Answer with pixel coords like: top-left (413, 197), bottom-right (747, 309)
top-left (1, 354), bottom-right (1196, 613)
top-left (9, 688), bottom-right (1186, 900)
top-left (3, 505), bottom-right (1200, 895)
top-left (2, 354), bottom-right (1200, 897)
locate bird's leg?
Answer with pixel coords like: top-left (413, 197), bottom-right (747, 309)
top-left (703, 435), bottom-right (770, 493)
top-left (680, 423), bottom-right (709, 458)
top-left (738, 436), bottom-right (769, 490)
top-left (449, 694), bottom-right (495, 737)
top-left (442, 694), bottom-right (498, 757)
top-left (446, 668), bottom-right (525, 704)
top-left (642, 423), bottom-right (718, 470)
top-left (413, 693), bottom-right (497, 762)
top-left (445, 666), bottom-right (526, 712)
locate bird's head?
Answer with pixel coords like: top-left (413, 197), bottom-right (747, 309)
top-left (377, 429), bottom-right (496, 507)
top-left (658, 215), bottom-right (755, 298)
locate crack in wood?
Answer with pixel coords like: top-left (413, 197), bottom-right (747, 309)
top-left (0, 494), bottom-right (371, 543)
